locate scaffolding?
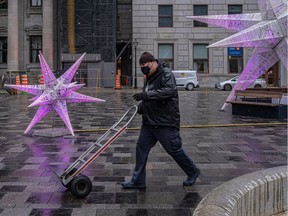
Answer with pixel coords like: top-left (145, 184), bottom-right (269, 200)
top-left (0, 0), bottom-right (7, 5)
top-left (59, 0), bottom-right (116, 62)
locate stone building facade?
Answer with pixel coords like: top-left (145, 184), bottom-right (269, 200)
top-left (0, 0), bottom-right (286, 88)
top-left (132, 0), bottom-right (286, 88)
top-left (0, 0), bottom-right (57, 84)
top-left (0, 0), bottom-right (119, 87)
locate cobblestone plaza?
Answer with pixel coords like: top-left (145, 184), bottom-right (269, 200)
top-left (0, 88), bottom-right (286, 215)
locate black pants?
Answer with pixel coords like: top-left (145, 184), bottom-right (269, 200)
top-left (131, 124), bottom-right (199, 184)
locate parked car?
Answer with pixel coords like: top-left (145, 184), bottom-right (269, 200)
top-left (215, 76), bottom-right (267, 91)
top-left (172, 70), bottom-right (200, 91)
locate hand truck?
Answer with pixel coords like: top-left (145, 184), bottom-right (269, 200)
top-left (55, 105), bottom-right (138, 198)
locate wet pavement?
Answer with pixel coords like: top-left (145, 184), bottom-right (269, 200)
top-left (0, 88), bottom-right (287, 216)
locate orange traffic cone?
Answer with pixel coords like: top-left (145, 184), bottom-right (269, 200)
top-left (21, 74), bottom-right (28, 85)
top-left (14, 74), bottom-right (20, 94)
top-left (115, 68), bottom-right (121, 90)
top-left (21, 74), bottom-right (28, 95)
top-left (15, 75), bottom-right (20, 85)
top-left (39, 74), bottom-right (44, 85)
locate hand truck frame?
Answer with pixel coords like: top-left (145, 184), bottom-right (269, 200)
top-left (55, 105), bottom-right (138, 198)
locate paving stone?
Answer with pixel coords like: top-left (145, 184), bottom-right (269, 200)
top-left (29, 208), bottom-right (72, 216)
top-left (72, 208), bottom-right (97, 216)
top-left (0, 208), bottom-right (31, 216)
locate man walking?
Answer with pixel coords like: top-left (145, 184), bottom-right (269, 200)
top-left (121, 52), bottom-right (200, 189)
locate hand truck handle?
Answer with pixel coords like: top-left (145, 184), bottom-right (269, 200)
top-left (111, 105), bottom-right (138, 129)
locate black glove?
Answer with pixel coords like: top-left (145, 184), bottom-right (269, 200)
top-left (133, 93), bottom-right (143, 101)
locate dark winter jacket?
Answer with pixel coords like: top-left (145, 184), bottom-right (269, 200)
top-left (139, 61), bottom-right (180, 128)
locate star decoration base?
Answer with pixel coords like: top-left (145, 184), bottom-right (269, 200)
top-left (33, 128), bottom-right (70, 137)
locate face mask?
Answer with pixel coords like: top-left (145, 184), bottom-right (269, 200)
top-left (141, 66), bottom-right (150, 75)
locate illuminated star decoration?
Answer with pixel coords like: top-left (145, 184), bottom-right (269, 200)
top-left (5, 53), bottom-right (105, 136)
top-left (187, 0), bottom-right (287, 110)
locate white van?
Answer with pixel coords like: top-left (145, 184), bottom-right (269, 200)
top-left (172, 70), bottom-right (199, 91)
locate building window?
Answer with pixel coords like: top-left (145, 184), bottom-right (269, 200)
top-left (159, 5), bottom-right (173, 27)
top-left (193, 5), bottom-right (208, 27)
top-left (31, 0), bottom-right (42, 7)
top-left (0, 2), bottom-right (8, 9)
top-left (0, 37), bottom-right (7, 63)
top-left (228, 5), bottom-right (242, 14)
top-left (30, 36), bottom-right (42, 63)
top-left (228, 5), bottom-right (243, 73)
top-left (158, 44), bottom-right (174, 69)
top-left (193, 44), bottom-right (209, 73)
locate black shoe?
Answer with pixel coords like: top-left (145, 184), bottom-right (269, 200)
top-left (121, 181), bottom-right (146, 189)
top-left (183, 169), bottom-right (200, 186)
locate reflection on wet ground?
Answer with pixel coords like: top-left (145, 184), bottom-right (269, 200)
top-left (0, 88), bottom-right (286, 216)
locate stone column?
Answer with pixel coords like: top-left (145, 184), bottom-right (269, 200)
top-left (42, 0), bottom-right (54, 68)
top-left (7, 0), bottom-right (19, 72)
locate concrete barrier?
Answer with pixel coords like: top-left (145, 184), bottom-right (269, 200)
top-left (193, 166), bottom-right (287, 216)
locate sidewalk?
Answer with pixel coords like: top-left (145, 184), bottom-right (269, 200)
top-left (0, 88), bottom-right (286, 216)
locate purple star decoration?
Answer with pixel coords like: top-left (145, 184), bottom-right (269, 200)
top-left (187, 0), bottom-right (287, 110)
top-left (5, 53), bottom-right (105, 136)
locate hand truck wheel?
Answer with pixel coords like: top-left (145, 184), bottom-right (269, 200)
top-left (61, 168), bottom-right (77, 189)
top-left (70, 175), bottom-right (92, 198)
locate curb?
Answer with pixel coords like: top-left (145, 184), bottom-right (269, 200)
top-left (193, 166), bottom-right (288, 216)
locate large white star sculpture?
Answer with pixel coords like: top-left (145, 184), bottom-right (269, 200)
top-left (187, 0), bottom-right (287, 110)
top-left (5, 53), bottom-right (105, 136)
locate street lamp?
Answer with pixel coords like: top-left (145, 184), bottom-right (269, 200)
top-left (133, 39), bottom-right (138, 89)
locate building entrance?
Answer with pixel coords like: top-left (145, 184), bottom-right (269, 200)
top-left (228, 47), bottom-right (243, 74)
top-left (265, 63), bottom-right (279, 87)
